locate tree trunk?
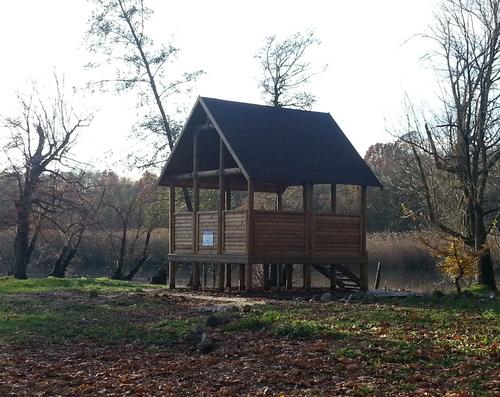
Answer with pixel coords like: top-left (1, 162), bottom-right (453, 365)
top-left (14, 197), bottom-right (31, 279)
top-left (49, 246), bottom-right (69, 278)
top-left (124, 229), bottom-right (152, 281)
top-left (474, 218), bottom-right (497, 291)
top-left (477, 249), bottom-right (497, 291)
top-left (111, 226), bottom-right (128, 280)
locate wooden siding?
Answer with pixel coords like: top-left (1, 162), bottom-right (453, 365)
top-left (172, 210), bottom-right (363, 261)
top-left (198, 212), bottom-right (218, 253)
top-left (173, 213), bottom-right (193, 253)
top-left (314, 214), bottom-right (361, 257)
top-left (252, 211), bottom-right (307, 256)
top-left (223, 210), bottom-right (247, 253)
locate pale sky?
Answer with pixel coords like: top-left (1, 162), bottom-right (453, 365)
top-left (0, 0), bottom-right (439, 175)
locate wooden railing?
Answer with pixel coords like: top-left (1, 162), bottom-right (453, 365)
top-left (252, 211), bottom-right (307, 256)
top-left (173, 210), bottom-right (363, 259)
top-left (313, 214), bottom-right (361, 257)
top-left (172, 210), bottom-right (247, 254)
top-left (251, 210), bottom-right (362, 259)
top-left (172, 213), bottom-right (193, 253)
top-left (223, 210), bottom-right (247, 254)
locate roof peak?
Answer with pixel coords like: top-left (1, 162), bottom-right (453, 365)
top-left (199, 96), bottom-right (331, 116)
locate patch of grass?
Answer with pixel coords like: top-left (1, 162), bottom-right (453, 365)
top-left (224, 310), bottom-right (281, 332)
top-left (225, 309), bottom-right (338, 339)
top-left (463, 283), bottom-right (496, 295)
top-left (0, 277), bottom-right (166, 294)
top-left (0, 300), bottom-right (194, 346)
top-left (273, 319), bottom-right (336, 339)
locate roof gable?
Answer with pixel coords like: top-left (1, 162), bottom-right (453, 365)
top-left (159, 97), bottom-right (381, 188)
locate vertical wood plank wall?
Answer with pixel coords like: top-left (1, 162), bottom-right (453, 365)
top-left (313, 214), bottom-right (361, 256)
top-left (173, 210), bottom-right (364, 260)
top-left (252, 211), bottom-right (307, 255)
top-left (173, 213), bottom-right (193, 253)
top-left (223, 211), bottom-right (247, 253)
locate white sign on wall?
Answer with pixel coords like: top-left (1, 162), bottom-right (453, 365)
top-left (202, 231), bottom-right (214, 247)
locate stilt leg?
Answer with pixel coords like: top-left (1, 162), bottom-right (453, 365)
top-left (263, 264), bottom-right (270, 289)
top-left (225, 263), bottom-right (232, 288)
top-left (285, 264), bottom-right (293, 290)
top-left (168, 261), bottom-right (176, 289)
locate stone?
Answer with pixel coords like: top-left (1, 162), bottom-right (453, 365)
top-left (185, 329), bottom-right (203, 343)
top-left (197, 332), bottom-right (214, 353)
top-left (320, 292), bottom-right (332, 302)
top-left (215, 305), bottom-right (240, 313)
top-left (206, 315), bottom-right (220, 328)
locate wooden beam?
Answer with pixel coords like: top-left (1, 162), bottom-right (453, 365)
top-left (224, 186), bottom-right (232, 288)
top-left (225, 263), bottom-right (232, 288)
top-left (285, 264), bottom-right (293, 290)
top-left (303, 183), bottom-right (313, 290)
top-left (263, 264), bottom-right (270, 289)
top-left (360, 186), bottom-right (368, 291)
top-left (168, 184), bottom-right (176, 288)
top-left (168, 185), bottom-right (176, 254)
top-left (271, 189), bottom-right (283, 288)
top-left (167, 253), bottom-right (368, 265)
top-left (225, 187), bottom-right (232, 212)
top-left (192, 132), bottom-right (200, 290)
top-left (239, 264), bottom-right (246, 290)
top-left (217, 138), bottom-right (225, 290)
top-left (330, 264), bottom-right (336, 290)
top-left (246, 179), bottom-right (255, 290)
top-left (170, 167), bottom-right (242, 181)
top-left (169, 262), bottom-right (176, 289)
top-left (276, 189), bottom-right (283, 211)
top-left (331, 184), bottom-right (337, 213)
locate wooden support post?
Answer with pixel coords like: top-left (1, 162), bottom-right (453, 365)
top-left (245, 179), bottom-right (254, 290)
top-left (329, 186), bottom-right (337, 291)
top-left (203, 263), bottom-right (208, 287)
top-left (276, 189), bottom-right (283, 211)
top-left (285, 264), bottom-right (293, 290)
top-left (303, 264), bottom-right (311, 290)
top-left (245, 263), bottom-right (253, 290)
top-left (216, 137), bottom-right (225, 291)
top-left (331, 184), bottom-right (337, 213)
top-left (373, 261), bottom-right (382, 290)
top-left (277, 264), bottom-right (283, 288)
top-left (360, 186), bottom-right (368, 291)
top-left (168, 262), bottom-right (176, 289)
top-left (303, 183), bottom-right (313, 290)
top-left (168, 185), bottom-right (176, 288)
top-left (270, 188), bottom-right (283, 288)
top-left (225, 186), bottom-right (232, 289)
top-left (192, 132), bottom-right (200, 290)
top-left (330, 264), bottom-right (336, 290)
top-left (263, 264), bottom-right (270, 289)
top-left (239, 264), bottom-right (246, 290)
top-left (225, 263), bottom-right (232, 288)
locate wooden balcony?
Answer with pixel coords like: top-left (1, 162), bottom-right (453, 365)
top-left (168, 209), bottom-right (366, 265)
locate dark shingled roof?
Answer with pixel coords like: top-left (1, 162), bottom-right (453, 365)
top-left (159, 97), bottom-right (381, 188)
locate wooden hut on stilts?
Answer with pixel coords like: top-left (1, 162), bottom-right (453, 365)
top-left (158, 97), bottom-right (381, 291)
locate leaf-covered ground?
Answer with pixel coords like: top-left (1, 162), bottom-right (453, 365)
top-left (0, 278), bottom-right (498, 396)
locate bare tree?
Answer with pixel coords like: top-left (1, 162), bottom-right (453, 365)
top-left (402, 0), bottom-right (500, 290)
top-left (86, 0), bottom-right (202, 210)
top-left (2, 79), bottom-right (92, 279)
top-left (256, 30), bottom-right (326, 110)
top-left (42, 173), bottom-right (104, 278)
top-left (98, 172), bottom-right (164, 280)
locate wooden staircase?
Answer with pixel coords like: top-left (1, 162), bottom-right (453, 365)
top-left (313, 264), bottom-right (361, 290)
